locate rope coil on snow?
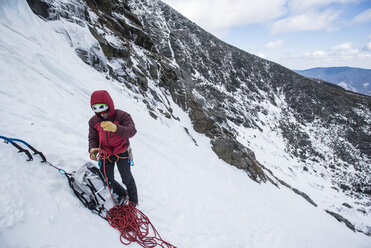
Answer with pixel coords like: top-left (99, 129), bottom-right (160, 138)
top-left (98, 134), bottom-right (176, 248)
top-left (106, 204), bottom-right (176, 248)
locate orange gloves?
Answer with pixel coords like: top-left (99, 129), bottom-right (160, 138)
top-left (101, 121), bottom-right (117, 132)
top-left (90, 148), bottom-right (99, 161)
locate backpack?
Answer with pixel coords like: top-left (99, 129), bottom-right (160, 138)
top-left (67, 162), bottom-right (115, 218)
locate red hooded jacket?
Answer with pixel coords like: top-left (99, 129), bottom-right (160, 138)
top-left (88, 90), bottom-right (137, 155)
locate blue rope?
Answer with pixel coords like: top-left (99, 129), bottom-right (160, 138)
top-left (7, 138), bottom-right (30, 147)
top-left (1, 135), bottom-right (68, 176)
top-left (0, 135), bottom-right (12, 143)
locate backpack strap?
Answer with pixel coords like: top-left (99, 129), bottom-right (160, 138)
top-left (87, 178), bottom-right (106, 203)
top-left (66, 175), bottom-right (93, 209)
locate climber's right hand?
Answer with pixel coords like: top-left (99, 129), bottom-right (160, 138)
top-left (89, 148), bottom-right (99, 161)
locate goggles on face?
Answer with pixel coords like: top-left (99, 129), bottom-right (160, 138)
top-left (92, 103), bottom-right (108, 113)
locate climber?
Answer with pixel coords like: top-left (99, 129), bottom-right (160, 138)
top-left (88, 90), bottom-right (138, 206)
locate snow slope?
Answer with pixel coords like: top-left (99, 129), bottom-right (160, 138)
top-left (0, 1), bottom-right (370, 247)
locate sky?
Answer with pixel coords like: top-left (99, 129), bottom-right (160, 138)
top-left (161, 0), bottom-right (371, 70)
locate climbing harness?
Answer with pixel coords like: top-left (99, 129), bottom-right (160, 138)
top-left (91, 146), bottom-right (134, 166)
top-left (1, 135), bottom-right (176, 248)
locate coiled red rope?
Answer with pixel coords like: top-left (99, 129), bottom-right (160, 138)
top-left (96, 133), bottom-right (176, 248)
top-left (106, 204), bottom-right (176, 248)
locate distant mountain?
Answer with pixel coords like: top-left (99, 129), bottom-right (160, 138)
top-left (295, 67), bottom-right (371, 96)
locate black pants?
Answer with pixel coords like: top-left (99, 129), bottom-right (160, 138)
top-left (99, 151), bottom-right (138, 204)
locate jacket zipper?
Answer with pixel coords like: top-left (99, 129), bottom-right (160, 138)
top-left (106, 132), bottom-right (114, 154)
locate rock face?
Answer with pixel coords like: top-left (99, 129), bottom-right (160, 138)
top-left (325, 210), bottom-right (356, 232)
top-left (128, 0), bottom-right (371, 195)
top-left (27, 0), bottom-right (371, 235)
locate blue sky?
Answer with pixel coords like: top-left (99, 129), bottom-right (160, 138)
top-left (161, 0), bottom-right (371, 70)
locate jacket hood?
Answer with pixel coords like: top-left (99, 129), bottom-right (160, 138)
top-left (90, 90), bottom-right (115, 118)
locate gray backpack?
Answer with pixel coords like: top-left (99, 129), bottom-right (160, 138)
top-left (67, 162), bottom-right (115, 218)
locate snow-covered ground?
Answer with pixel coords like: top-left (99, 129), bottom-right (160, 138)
top-left (230, 94), bottom-right (371, 235)
top-left (0, 1), bottom-right (370, 247)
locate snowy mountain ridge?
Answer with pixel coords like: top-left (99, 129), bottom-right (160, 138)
top-left (130, 0), bottom-right (371, 234)
top-left (68, 0), bottom-right (371, 234)
top-left (0, 0), bottom-right (370, 247)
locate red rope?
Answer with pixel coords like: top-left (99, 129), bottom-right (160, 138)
top-left (106, 204), bottom-right (176, 248)
top-left (97, 133), bottom-right (176, 248)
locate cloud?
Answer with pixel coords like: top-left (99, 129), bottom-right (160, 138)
top-left (363, 42), bottom-right (371, 51)
top-left (162, 0), bottom-right (287, 35)
top-left (270, 9), bottom-right (340, 34)
top-left (288, 0), bottom-right (358, 12)
top-left (305, 50), bottom-right (327, 58)
top-left (265, 39), bottom-right (284, 49)
top-left (332, 42), bottom-right (359, 55)
top-left (291, 41), bottom-right (370, 69)
top-left (280, 48), bottom-right (371, 69)
top-left (163, 0), bottom-right (356, 35)
top-left (332, 42), bottom-right (353, 50)
top-left (352, 8), bottom-right (371, 23)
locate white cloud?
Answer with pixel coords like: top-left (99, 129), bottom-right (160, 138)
top-left (265, 39), bottom-right (284, 49)
top-left (285, 42), bottom-right (370, 69)
top-left (352, 8), bottom-right (371, 23)
top-left (288, 0), bottom-right (358, 12)
top-left (163, 0), bottom-right (355, 35)
top-left (356, 53), bottom-right (371, 59)
top-left (271, 10), bottom-right (340, 34)
top-left (363, 42), bottom-right (371, 51)
top-left (332, 42), bottom-right (353, 50)
top-left (259, 47), bottom-right (371, 70)
top-left (332, 42), bottom-right (359, 55)
top-left (305, 50), bottom-right (327, 58)
top-left (162, 0), bottom-right (286, 35)
top-left (277, 51), bottom-right (370, 69)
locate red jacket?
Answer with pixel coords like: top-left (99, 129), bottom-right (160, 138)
top-left (88, 90), bottom-right (137, 155)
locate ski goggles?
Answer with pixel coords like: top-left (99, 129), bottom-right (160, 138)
top-left (92, 103), bottom-right (108, 113)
